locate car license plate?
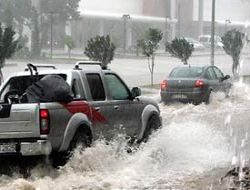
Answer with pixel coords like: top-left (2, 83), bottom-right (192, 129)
top-left (0, 143), bottom-right (16, 153)
top-left (172, 94), bottom-right (187, 99)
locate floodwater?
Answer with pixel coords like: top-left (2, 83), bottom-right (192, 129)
top-left (1, 82), bottom-right (250, 190)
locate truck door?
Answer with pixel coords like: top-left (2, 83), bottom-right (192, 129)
top-left (84, 73), bottom-right (116, 140)
top-left (103, 73), bottom-right (142, 138)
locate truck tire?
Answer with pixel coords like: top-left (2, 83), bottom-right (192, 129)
top-left (51, 128), bottom-right (91, 168)
top-left (141, 114), bottom-right (161, 143)
top-left (69, 129), bottom-right (91, 152)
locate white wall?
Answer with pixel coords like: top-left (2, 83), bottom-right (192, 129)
top-left (79, 0), bottom-right (143, 15)
top-left (193, 0), bottom-right (250, 22)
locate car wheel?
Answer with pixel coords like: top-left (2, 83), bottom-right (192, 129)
top-left (225, 88), bottom-right (231, 98)
top-left (162, 98), bottom-right (170, 105)
top-left (141, 114), bottom-right (161, 143)
top-left (204, 90), bottom-right (211, 104)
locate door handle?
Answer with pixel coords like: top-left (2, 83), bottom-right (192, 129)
top-left (114, 105), bottom-right (120, 110)
top-left (95, 107), bottom-right (100, 112)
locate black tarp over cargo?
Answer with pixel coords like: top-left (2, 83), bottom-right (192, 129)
top-left (26, 75), bottom-right (73, 103)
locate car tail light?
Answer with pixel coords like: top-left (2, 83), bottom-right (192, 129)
top-left (194, 79), bottom-right (204, 88)
top-left (40, 109), bottom-right (50, 134)
top-left (160, 80), bottom-right (168, 90)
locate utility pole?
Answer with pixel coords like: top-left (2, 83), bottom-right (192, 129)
top-left (177, 2), bottom-right (181, 37)
top-left (165, 17), bottom-right (170, 42)
top-left (50, 12), bottom-right (53, 59)
top-left (198, 0), bottom-right (204, 36)
top-left (211, 0), bottom-right (215, 65)
top-left (122, 14), bottom-right (130, 55)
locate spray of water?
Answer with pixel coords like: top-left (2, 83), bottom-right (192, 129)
top-left (2, 78), bottom-right (250, 189)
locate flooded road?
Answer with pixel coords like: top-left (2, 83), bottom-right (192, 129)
top-left (1, 81), bottom-right (250, 190)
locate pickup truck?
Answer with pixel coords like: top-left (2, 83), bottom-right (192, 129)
top-left (0, 62), bottom-right (161, 163)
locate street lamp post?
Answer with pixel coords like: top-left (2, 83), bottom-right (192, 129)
top-left (122, 14), bottom-right (130, 55)
top-left (50, 12), bottom-right (53, 59)
top-left (177, 2), bottom-right (181, 37)
top-left (165, 17), bottom-right (170, 42)
top-left (198, 0), bottom-right (204, 36)
top-left (211, 0), bottom-right (216, 65)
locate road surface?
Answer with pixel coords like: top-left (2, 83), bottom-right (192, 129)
top-left (0, 54), bottom-right (250, 189)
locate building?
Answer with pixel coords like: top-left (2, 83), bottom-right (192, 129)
top-left (192, 0), bottom-right (250, 37)
top-left (72, 0), bottom-right (178, 52)
top-left (31, 0), bottom-right (250, 51)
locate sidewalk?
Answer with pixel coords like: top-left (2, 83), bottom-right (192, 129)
top-left (40, 48), bottom-right (227, 60)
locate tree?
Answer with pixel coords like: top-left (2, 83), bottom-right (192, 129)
top-left (39, 0), bottom-right (80, 47)
top-left (140, 28), bottom-right (163, 86)
top-left (84, 35), bottom-right (116, 69)
top-left (11, 0), bottom-right (32, 37)
top-left (0, 23), bottom-right (20, 83)
top-left (2, 1), bottom-right (14, 27)
top-left (0, 0), bottom-right (32, 36)
top-left (136, 39), bottom-right (144, 56)
top-left (165, 38), bottom-right (194, 65)
top-left (64, 35), bottom-right (75, 58)
top-left (40, 0), bottom-right (80, 21)
top-left (221, 29), bottom-right (244, 76)
top-left (14, 35), bottom-right (30, 58)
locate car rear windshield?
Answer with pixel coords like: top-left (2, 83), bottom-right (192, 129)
top-left (169, 67), bottom-right (203, 78)
top-left (199, 37), bottom-right (209, 42)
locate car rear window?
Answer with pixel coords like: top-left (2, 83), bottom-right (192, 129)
top-left (169, 67), bottom-right (203, 78)
top-left (199, 37), bottom-right (209, 43)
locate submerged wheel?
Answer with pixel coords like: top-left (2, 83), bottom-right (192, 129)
top-left (204, 90), bottom-right (212, 104)
top-left (69, 129), bottom-right (91, 152)
top-left (141, 114), bottom-right (161, 143)
top-left (51, 128), bottom-right (91, 168)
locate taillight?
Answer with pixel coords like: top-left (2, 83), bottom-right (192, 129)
top-left (160, 80), bottom-right (168, 90)
top-left (40, 109), bottom-right (50, 134)
top-left (195, 79), bottom-right (204, 88)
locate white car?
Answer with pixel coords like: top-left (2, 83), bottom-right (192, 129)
top-left (198, 35), bottom-right (223, 49)
top-left (184, 37), bottom-right (205, 51)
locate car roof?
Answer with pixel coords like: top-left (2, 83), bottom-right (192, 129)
top-left (173, 65), bottom-right (210, 69)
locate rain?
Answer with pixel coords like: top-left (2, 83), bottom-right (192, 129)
top-left (0, 0), bottom-right (249, 189)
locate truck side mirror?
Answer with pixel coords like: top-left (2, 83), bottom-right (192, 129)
top-left (131, 87), bottom-right (141, 99)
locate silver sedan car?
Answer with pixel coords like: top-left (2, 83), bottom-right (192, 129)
top-left (160, 65), bottom-right (231, 104)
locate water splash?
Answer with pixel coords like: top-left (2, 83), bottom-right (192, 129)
top-left (2, 85), bottom-right (250, 189)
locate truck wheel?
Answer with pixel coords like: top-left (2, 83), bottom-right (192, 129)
top-left (51, 129), bottom-right (91, 168)
top-left (69, 129), bottom-right (91, 152)
top-left (141, 114), bottom-right (161, 143)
